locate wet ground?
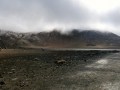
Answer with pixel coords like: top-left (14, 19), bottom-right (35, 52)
top-left (0, 50), bottom-right (119, 90)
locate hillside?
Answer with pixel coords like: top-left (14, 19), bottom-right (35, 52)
top-left (0, 30), bottom-right (120, 49)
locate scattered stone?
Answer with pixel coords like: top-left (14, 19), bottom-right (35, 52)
top-left (84, 59), bottom-right (87, 62)
top-left (8, 72), bottom-right (13, 74)
top-left (0, 81), bottom-right (5, 85)
top-left (12, 78), bottom-right (18, 81)
top-left (0, 74), bottom-right (3, 78)
top-left (55, 59), bottom-right (66, 65)
top-left (41, 48), bottom-right (45, 51)
top-left (11, 69), bottom-right (15, 71)
top-left (34, 58), bottom-right (39, 60)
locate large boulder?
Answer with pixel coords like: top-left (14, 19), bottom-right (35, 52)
top-left (54, 59), bottom-right (66, 65)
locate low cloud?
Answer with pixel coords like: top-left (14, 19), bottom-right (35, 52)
top-left (0, 0), bottom-right (96, 32)
top-left (0, 0), bottom-right (120, 35)
top-left (101, 8), bottom-right (120, 35)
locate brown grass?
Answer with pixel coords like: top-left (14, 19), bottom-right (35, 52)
top-left (0, 49), bottom-right (47, 59)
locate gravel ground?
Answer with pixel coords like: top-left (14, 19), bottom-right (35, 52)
top-left (0, 50), bottom-right (119, 90)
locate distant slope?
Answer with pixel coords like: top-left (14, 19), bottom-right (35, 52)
top-left (0, 29), bottom-right (120, 48)
top-left (69, 30), bottom-right (120, 46)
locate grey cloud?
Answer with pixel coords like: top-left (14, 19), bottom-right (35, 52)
top-left (0, 0), bottom-right (94, 32)
top-left (102, 8), bottom-right (120, 26)
top-left (39, 0), bottom-right (91, 23)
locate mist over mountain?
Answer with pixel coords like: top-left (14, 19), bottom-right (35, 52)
top-left (0, 29), bottom-right (120, 49)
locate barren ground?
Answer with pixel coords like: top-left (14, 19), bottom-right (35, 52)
top-left (0, 50), bottom-right (119, 90)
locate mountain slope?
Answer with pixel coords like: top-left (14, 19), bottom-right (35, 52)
top-left (0, 30), bottom-right (120, 48)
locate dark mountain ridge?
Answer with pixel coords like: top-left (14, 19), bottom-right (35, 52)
top-left (0, 29), bottom-right (120, 49)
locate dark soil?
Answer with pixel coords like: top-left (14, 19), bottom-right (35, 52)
top-left (0, 50), bottom-right (118, 90)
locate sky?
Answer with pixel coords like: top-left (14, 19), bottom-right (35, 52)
top-left (0, 0), bottom-right (120, 35)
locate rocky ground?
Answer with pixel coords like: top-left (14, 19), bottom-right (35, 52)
top-left (0, 50), bottom-right (119, 90)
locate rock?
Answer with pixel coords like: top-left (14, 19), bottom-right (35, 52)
top-left (11, 69), bottom-right (15, 71)
top-left (41, 48), bottom-right (45, 51)
top-left (55, 60), bottom-right (66, 65)
top-left (8, 72), bottom-right (13, 74)
top-left (0, 81), bottom-right (5, 85)
top-left (34, 58), bottom-right (39, 60)
top-left (12, 78), bottom-right (18, 81)
top-left (0, 74), bottom-right (3, 78)
top-left (84, 59), bottom-right (87, 62)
